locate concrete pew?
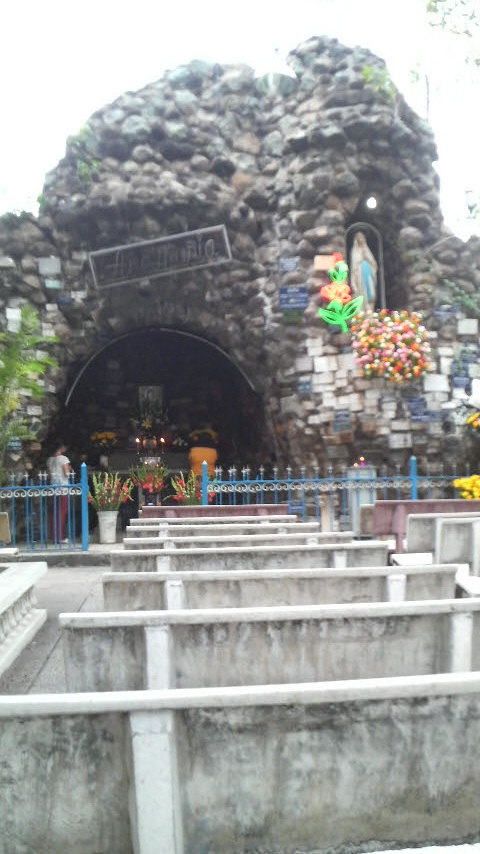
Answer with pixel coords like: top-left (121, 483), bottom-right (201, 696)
top-left (110, 540), bottom-right (390, 573)
top-left (125, 519), bottom-right (319, 538)
top-left (0, 561), bottom-right (48, 678)
top-left (122, 530), bottom-right (354, 550)
top-left (372, 498), bottom-right (480, 552)
top-left (140, 503), bottom-right (291, 519)
top-left (60, 597), bottom-right (480, 692)
top-left (128, 513), bottom-right (298, 529)
top-left (406, 511), bottom-right (480, 553)
top-left (434, 516), bottom-right (480, 575)
top-left (2, 675), bottom-right (480, 854)
top-left (102, 564), bottom-right (459, 611)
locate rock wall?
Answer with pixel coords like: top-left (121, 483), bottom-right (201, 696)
top-left (1, 35), bottom-right (479, 473)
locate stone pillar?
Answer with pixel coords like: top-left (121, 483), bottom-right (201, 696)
top-left (144, 626), bottom-right (173, 689)
top-left (128, 710), bottom-right (184, 854)
top-left (165, 579), bottom-right (185, 609)
top-left (450, 612), bottom-right (473, 672)
top-left (386, 573), bottom-right (406, 602)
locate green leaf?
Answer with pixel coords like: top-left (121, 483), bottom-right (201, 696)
top-left (342, 296), bottom-right (364, 319)
top-left (319, 308), bottom-right (342, 323)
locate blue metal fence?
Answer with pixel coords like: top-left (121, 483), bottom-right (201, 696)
top-left (0, 456), bottom-right (468, 550)
top-left (0, 463), bottom-right (89, 552)
top-left (202, 456), bottom-right (464, 531)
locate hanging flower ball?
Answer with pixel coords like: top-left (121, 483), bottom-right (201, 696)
top-left (350, 309), bottom-right (431, 383)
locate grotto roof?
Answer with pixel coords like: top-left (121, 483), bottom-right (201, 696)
top-left (37, 35), bottom-right (439, 249)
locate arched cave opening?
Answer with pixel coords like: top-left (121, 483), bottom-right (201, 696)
top-left (47, 328), bottom-right (270, 472)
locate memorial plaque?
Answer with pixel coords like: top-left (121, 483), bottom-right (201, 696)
top-left (407, 397), bottom-right (431, 422)
top-left (279, 256), bottom-right (301, 273)
top-left (452, 376), bottom-right (471, 389)
top-left (38, 257), bottom-right (61, 276)
top-left (297, 380), bottom-right (312, 394)
top-left (333, 409), bottom-right (352, 433)
top-left (388, 432), bottom-right (412, 449)
top-left (433, 304), bottom-right (457, 323)
top-left (460, 348), bottom-right (479, 364)
top-left (279, 286), bottom-right (309, 310)
top-left (89, 225), bottom-right (232, 288)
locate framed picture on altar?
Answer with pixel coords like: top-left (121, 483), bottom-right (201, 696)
top-left (138, 385), bottom-right (163, 412)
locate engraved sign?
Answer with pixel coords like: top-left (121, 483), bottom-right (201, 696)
top-left (279, 286), bottom-right (309, 310)
top-left (88, 225), bottom-right (232, 289)
top-left (279, 256), bottom-right (301, 273)
top-left (333, 409), bottom-right (352, 433)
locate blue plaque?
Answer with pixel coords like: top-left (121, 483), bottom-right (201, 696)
top-left (461, 348), bottom-right (479, 364)
top-left (333, 409), bottom-right (352, 433)
top-left (279, 286), bottom-right (309, 310)
top-left (407, 397), bottom-right (427, 412)
top-left (297, 380), bottom-right (312, 394)
top-left (433, 305), bottom-right (457, 323)
top-left (452, 376), bottom-right (471, 389)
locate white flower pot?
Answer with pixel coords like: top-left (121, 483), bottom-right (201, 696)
top-left (97, 510), bottom-right (119, 544)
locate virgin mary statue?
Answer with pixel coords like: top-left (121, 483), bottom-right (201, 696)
top-left (350, 231), bottom-right (378, 312)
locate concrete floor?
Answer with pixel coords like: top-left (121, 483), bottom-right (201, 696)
top-left (0, 562), bottom-right (107, 694)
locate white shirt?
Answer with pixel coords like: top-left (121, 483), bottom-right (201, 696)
top-left (47, 453), bottom-right (70, 485)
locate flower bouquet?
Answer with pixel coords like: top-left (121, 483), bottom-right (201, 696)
top-left (452, 474), bottom-right (480, 499)
top-left (170, 470), bottom-right (215, 505)
top-left (350, 310), bottom-right (431, 383)
top-left (90, 431), bottom-right (118, 451)
top-left (189, 427), bottom-right (218, 448)
top-left (88, 471), bottom-right (133, 510)
top-left (465, 411), bottom-right (480, 435)
top-left (129, 462), bottom-right (169, 495)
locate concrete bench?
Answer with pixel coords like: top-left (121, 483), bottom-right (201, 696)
top-left (125, 519), bottom-right (319, 538)
top-left (2, 675), bottom-right (480, 854)
top-left (406, 511), bottom-right (480, 553)
top-left (60, 597), bottom-right (480, 692)
top-left (110, 540), bottom-right (390, 573)
top-left (102, 563), bottom-right (459, 611)
top-left (121, 530), bottom-right (354, 550)
top-left (372, 499), bottom-right (480, 552)
top-left (0, 561), bottom-right (47, 678)
top-left (128, 513), bottom-right (298, 528)
top-left (140, 503), bottom-right (292, 519)
top-left (434, 516), bottom-right (480, 574)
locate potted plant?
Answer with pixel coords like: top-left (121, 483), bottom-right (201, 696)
top-left (88, 471), bottom-right (133, 543)
top-left (188, 426), bottom-right (218, 476)
top-left (129, 461), bottom-right (169, 505)
top-left (90, 431), bottom-right (118, 469)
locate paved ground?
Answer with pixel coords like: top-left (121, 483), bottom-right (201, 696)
top-left (0, 544), bottom-right (117, 694)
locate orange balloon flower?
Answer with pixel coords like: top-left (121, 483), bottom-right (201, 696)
top-left (320, 282), bottom-right (352, 304)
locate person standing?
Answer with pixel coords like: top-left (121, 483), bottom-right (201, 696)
top-left (47, 441), bottom-right (71, 543)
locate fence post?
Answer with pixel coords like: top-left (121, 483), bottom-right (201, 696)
top-left (201, 460), bottom-right (209, 505)
top-left (80, 463), bottom-right (89, 551)
top-left (410, 455), bottom-right (418, 500)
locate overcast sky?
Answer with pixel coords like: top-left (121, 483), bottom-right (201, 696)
top-left (1, 0), bottom-right (478, 238)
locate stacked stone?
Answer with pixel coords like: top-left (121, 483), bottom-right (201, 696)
top-left (0, 35), bottom-right (479, 472)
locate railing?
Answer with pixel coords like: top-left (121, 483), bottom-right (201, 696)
top-left (0, 463), bottom-right (90, 552)
top-left (201, 456), bottom-right (463, 532)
